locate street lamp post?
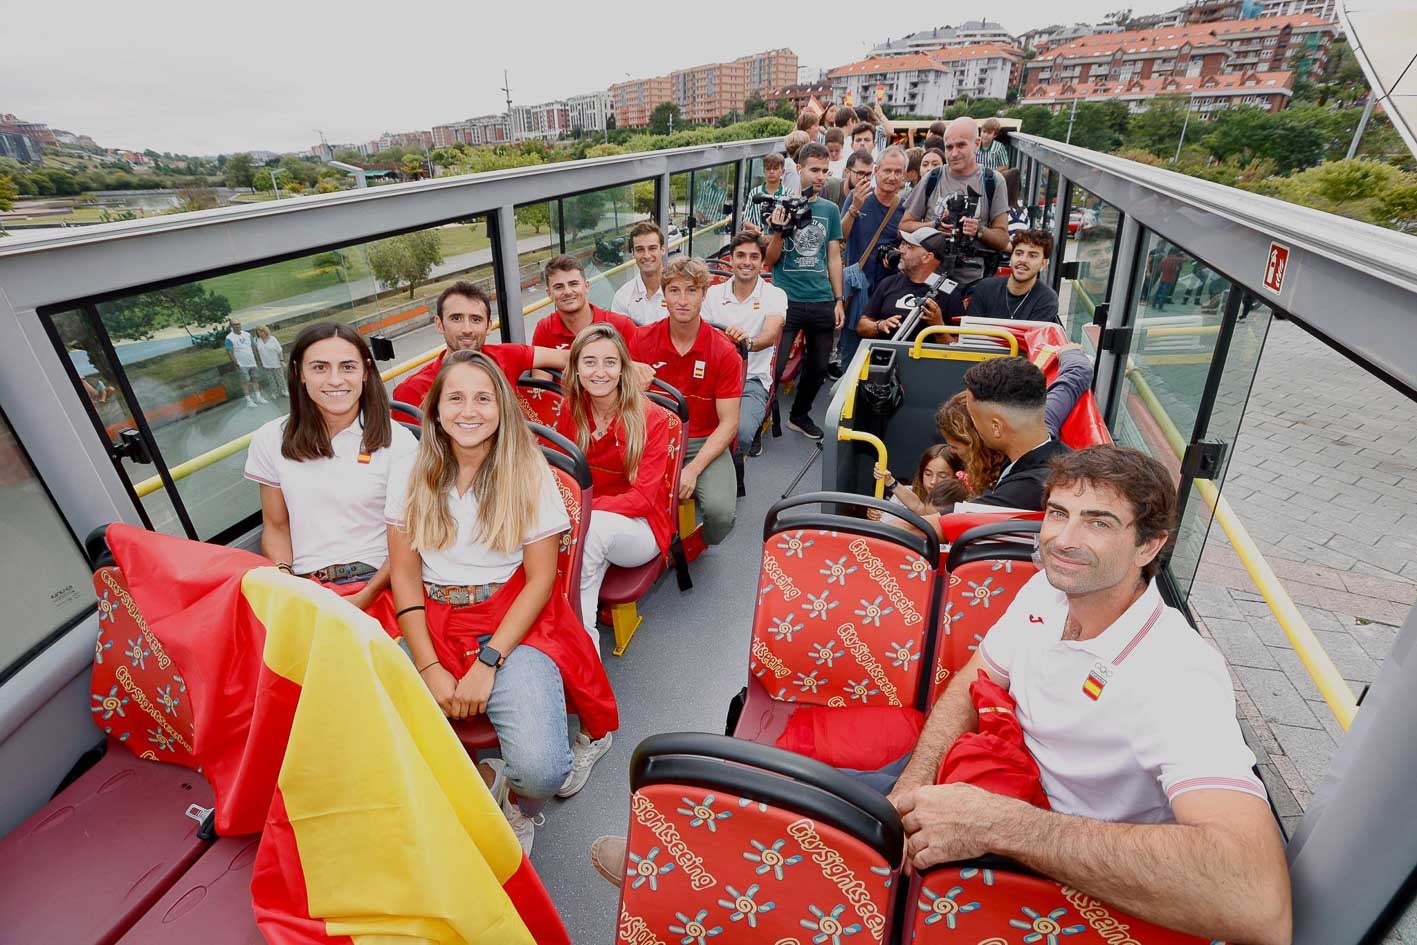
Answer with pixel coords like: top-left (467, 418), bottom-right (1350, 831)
top-left (1173, 92), bottom-right (1197, 164)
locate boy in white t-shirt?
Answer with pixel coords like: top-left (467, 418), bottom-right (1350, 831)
top-left (889, 446), bottom-right (1291, 945)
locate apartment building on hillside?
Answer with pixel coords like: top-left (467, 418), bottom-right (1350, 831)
top-left (828, 44), bottom-right (1024, 114)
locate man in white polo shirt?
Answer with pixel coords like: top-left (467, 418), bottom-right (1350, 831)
top-left (703, 232), bottom-right (786, 458)
top-left (892, 446), bottom-right (1291, 945)
top-left (225, 319), bottom-right (266, 406)
top-left (610, 221), bottom-right (668, 326)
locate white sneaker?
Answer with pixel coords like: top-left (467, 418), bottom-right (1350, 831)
top-left (557, 731), bottom-right (612, 798)
top-left (255, 392), bottom-right (270, 404)
top-left (481, 758), bottom-right (542, 854)
top-left (245, 396), bottom-right (257, 407)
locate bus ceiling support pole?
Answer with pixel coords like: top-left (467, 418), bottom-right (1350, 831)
top-left (1093, 214), bottom-right (1140, 426)
top-left (656, 171), bottom-right (672, 239)
top-left (492, 204), bottom-right (527, 345)
top-left (1346, 92), bottom-right (1376, 160)
top-left (1287, 601), bottom-right (1417, 945)
top-left (733, 158), bottom-right (749, 235)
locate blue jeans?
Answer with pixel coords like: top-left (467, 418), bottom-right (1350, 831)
top-left (479, 634), bottom-right (572, 814)
top-left (738, 378), bottom-right (770, 453)
top-left (840, 752), bottom-right (911, 795)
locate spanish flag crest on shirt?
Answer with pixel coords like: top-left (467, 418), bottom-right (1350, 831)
top-left (104, 524), bottom-right (570, 945)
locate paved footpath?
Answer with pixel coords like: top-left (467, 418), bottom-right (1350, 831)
top-left (1190, 318), bottom-right (1417, 835)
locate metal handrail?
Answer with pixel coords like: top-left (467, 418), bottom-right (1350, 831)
top-left (1126, 365), bottom-right (1358, 730)
top-left (909, 325), bottom-right (1020, 359)
top-left (128, 216), bottom-right (731, 499)
top-left (837, 428), bottom-right (889, 499)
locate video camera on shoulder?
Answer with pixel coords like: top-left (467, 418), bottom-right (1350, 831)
top-left (752, 187), bottom-right (815, 236)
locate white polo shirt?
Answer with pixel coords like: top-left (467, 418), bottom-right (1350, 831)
top-left (244, 416), bottom-right (418, 574)
top-left (979, 571), bottom-right (1265, 824)
top-left (611, 273), bottom-right (668, 326)
top-left (703, 277), bottom-right (787, 391)
top-left (226, 330), bottom-right (257, 368)
top-left (384, 454), bottom-right (569, 587)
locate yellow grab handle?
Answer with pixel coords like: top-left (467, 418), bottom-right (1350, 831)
top-left (837, 427), bottom-right (889, 499)
top-left (910, 325), bottom-right (1019, 359)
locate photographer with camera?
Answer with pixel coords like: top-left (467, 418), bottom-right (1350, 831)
top-left (856, 228), bottom-right (953, 342)
top-left (837, 145), bottom-right (907, 368)
top-left (900, 117), bottom-right (1010, 255)
top-left (964, 229), bottom-right (1060, 324)
top-left (763, 142), bottom-right (844, 441)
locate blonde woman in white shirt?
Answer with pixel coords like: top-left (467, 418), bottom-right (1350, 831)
top-left (385, 350), bottom-right (618, 852)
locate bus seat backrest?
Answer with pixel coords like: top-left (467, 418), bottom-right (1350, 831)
top-left (656, 402), bottom-right (687, 558)
top-left (750, 527), bottom-right (935, 709)
top-left (544, 455), bottom-right (591, 623)
top-left (931, 557), bottom-right (1038, 702)
top-left (910, 864), bottom-right (1212, 943)
top-left (90, 566), bottom-right (198, 767)
top-left (620, 734), bottom-right (901, 945)
top-left (517, 382), bottom-right (565, 427)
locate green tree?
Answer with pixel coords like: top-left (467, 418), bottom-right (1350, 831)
top-left (562, 189), bottom-right (608, 236)
top-left (368, 230), bottom-right (445, 297)
top-left (279, 156), bottom-right (320, 187)
top-left (1005, 104), bottom-right (1057, 138)
top-left (1059, 102), bottom-right (1127, 151)
top-left (177, 187), bottom-right (219, 212)
top-left (649, 102), bottom-right (683, 136)
top-left (515, 201), bottom-right (552, 234)
top-left (0, 175), bottom-right (15, 213)
top-left (1124, 95), bottom-right (1189, 156)
top-left (632, 180), bottom-right (656, 215)
top-left (224, 153), bottom-right (255, 189)
top-left (100, 284), bottom-right (233, 343)
top-left (401, 154), bottom-right (425, 178)
top-left (333, 149), bottom-right (365, 165)
top-left (744, 93), bottom-right (768, 119)
top-left (773, 100), bottom-right (796, 121)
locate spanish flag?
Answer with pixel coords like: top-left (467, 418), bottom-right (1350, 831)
top-left (105, 524), bottom-right (569, 945)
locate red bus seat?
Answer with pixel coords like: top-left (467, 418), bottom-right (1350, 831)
top-left (930, 521), bottom-right (1042, 702)
top-left (114, 836), bottom-right (265, 945)
top-left (0, 738), bottom-right (214, 945)
top-left (909, 860), bottom-right (1212, 943)
top-left (90, 565), bottom-right (199, 768)
top-left (515, 377), bottom-right (565, 428)
top-left (598, 391), bottom-right (693, 656)
top-left (615, 733), bottom-right (903, 945)
top-left (732, 492), bottom-right (943, 772)
top-left (452, 429), bottom-right (591, 753)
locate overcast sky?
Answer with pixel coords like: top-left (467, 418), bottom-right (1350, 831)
top-left (4, 0), bottom-right (1155, 155)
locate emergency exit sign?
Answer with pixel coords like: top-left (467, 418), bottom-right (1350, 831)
top-left (1263, 242), bottom-right (1289, 294)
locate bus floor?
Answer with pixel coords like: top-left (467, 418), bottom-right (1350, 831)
top-left (531, 415), bottom-right (819, 944)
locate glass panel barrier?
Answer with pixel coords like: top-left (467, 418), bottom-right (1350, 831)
top-left (1111, 229), bottom-right (1236, 597)
top-left (516, 200), bottom-right (562, 338)
top-left (1172, 293), bottom-right (1275, 598)
top-left (0, 407), bottom-right (95, 679)
top-left (563, 182), bottom-right (646, 310)
top-left (689, 162), bottom-right (736, 259)
top-left (1058, 185), bottom-right (1122, 348)
top-left (669, 171), bottom-right (692, 252)
top-left (1031, 164), bottom-right (1057, 232)
top-left (77, 216), bottom-right (496, 541)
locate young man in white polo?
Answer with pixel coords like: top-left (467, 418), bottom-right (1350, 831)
top-left (703, 232), bottom-right (787, 457)
top-left (225, 319), bottom-right (266, 406)
top-left (889, 446), bottom-right (1292, 945)
top-left (611, 221), bottom-right (668, 326)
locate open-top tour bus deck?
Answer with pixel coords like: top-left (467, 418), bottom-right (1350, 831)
top-left (2, 119), bottom-right (1417, 944)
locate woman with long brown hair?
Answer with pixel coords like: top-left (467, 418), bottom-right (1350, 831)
top-left (555, 323), bottom-right (672, 656)
top-left (385, 350), bottom-right (617, 853)
top-left (936, 391), bottom-right (1007, 499)
top-left (244, 322), bottom-right (415, 633)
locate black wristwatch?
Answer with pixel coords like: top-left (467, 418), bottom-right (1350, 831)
top-left (476, 644), bottom-right (505, 670)
top-left (883, 476), bottom-right (898, 496)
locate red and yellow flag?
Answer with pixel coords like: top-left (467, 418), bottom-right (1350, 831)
top-left (106, 524), bottom-right (569, 945)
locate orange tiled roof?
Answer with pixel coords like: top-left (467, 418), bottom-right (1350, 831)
top-left (1022, 69), bottom-right (1295, 100)
top-left (1031, 15), bottom-right (1334, 62)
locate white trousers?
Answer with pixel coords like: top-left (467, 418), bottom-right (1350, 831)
top-left (578, 511), bottom-right (659, 655)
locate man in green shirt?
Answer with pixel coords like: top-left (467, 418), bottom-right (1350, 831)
top-left (764, 142), bottom-right (844, 440)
